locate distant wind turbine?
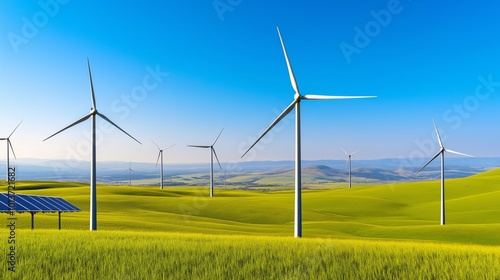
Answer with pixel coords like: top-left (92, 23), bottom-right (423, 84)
top-left (188, 129), bottom-right (223, 198)
top-left (153, 141), bottom-right (175, 190)
top-left (127, 161), bottom-right (134, 186)
top-left (0, 121), bottom-right (22, 182)
top-left (44, 58), bottom-right (142, 231)
top-left (416, 120), bottom-right (472, 225)
top-left (241, 27), bottom-right (376, 238)
top-left (341, 148), bottom-right (358, 189)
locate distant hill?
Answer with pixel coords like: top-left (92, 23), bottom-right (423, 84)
top-left (2, 157), bottom-right (498, 185)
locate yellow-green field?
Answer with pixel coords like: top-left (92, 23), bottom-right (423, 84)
top-left (1, 168), bottom-right (500, 279)
top-left (2, 231), bottom-right (499, 279)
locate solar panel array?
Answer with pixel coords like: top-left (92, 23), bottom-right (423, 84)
top-left (0, 193), bottom-right (80, 213)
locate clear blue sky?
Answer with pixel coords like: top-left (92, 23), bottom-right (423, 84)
top-left (1, 0), bottom-right (499, 169)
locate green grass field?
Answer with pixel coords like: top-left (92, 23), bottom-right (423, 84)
top-left (2, 231), bottom-right (499, 279)
top-left (1, 168), bottom-right (500, 279)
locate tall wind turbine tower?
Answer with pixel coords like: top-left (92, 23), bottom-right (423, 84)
top-left (340, 148), bottom-right (358, 189)
top-left (153, 141), bottom-right (175, 189)
top-left (241, 27), bottom-right (376, 238)
top-left (44, 58), bottom-right (141, 231)
top-left (188, 129), bottom-right (223, 198)
top-left (0, 121), bottom-right (22, 182)
top-left (416, 120), bottom-right (472, 225)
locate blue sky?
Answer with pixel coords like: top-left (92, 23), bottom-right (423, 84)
top-left (1, 0), bottom-right (499, 169)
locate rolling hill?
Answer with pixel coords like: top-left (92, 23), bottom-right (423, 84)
top-left (2, 169), bottom-right (500, 279)
top-left (4, 168), bottom-right (500, 245)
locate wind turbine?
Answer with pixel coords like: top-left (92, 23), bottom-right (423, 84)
top-left (127, 161), bottom-right (134, 186)
top-left (44, 58), bottom-right (141, 231)
top-left (241, 27), bottom-right (376, 238)
top-left (188, 129), bottom-right (223, 198)
top-left (416, 120), bottom-right (472, 225)
top-left (0, 121), bottom-right (22, 182)
top-left (340, 148), bottom-right (358, 189)
top-left (153, 141), bottom-right (175, 190)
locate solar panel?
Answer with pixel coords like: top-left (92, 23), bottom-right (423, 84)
top-left (0, 193), bottom-right (80, 213)
top-left (55, 197), bottom-right (80, 211)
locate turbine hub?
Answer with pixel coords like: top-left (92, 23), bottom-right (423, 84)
top-left (294, 93), bottom-right (301, 101)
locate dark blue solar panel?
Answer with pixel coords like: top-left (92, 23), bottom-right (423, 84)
top-left (18, 195), bottom-right (46, 211)
top-left (54, 197), bottom-right (80, 211)
top-left (0, 193), bottom-right (80, 213)
top-left (38, 196), bottom-right (60, 210)
top-left (0, 193), bottom-right (31, 212)
top-left (51, 198), bottom-right (69, 209)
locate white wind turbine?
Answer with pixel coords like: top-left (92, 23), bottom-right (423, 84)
top-left (0, 121), bottom-right (22, 182)
top-left (127, 161), bottom-right (134, 186)
top-left (241, 27), bottom-right (376, 238)
top-left (188, 129), bottom-right (223, 198)
top-left (44, 58), bottom-right (142, 231)
top-left (416, 120), bottom-right (472, 225)
top-left (340, 148), bottom-right (358, 189)
top-left (153, 141), bottom-right (175, 190)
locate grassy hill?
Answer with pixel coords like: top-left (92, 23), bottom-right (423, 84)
top-left (4, 168), bottom-right (500, 245)
top-left (1, 169), bottom-right (500, 279)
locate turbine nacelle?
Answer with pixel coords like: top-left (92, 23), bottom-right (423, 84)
top-left (1, 121), bottom-right (23, 181)
top-left (187, 128), bottom-right (224, 170)
top-left (416, 120), bottom-right (472, 175)
top-left (0, 121), bottom-right (23, 160)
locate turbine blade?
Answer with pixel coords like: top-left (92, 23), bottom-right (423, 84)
top-left (345, 158), bottom-right (349, 170)
top-left (340, 147), bottom-right (348, 155)
top-left (97, 112), bottom-right (142, 144)
top-left (303, 95), bottom-right (377, 100)
top-left (277, 27), bottom-right (300, 95)
top-left (8, 120), bottom-right (23, 138)
top-left (163, 144), bottom-right (176, 151)
top-left (212, 147), bottom-right (222, 170)
top-left (241, 100), bottom-right (297, 158)
top-left (187, 145), bottom-right (210, 149)
top-left (155, 151), bottom-right (161, 167)
top-left (446, 149), bottom-right (473, 157)
top-left (432, 119), bottom-right (443, 148)
top-left (151, 140), bottom-right (161, 150)
top-left (416, 150), bottom-right (442, 174)
top-left (87, 58), bottom-right (96, 110)
top-left (43, 113), bottom-right (92, 141)
top-left (8, 140), bottom-right (17, 160)
top-left (351, 150), bottom-right (359, 156)
top-left (212, 128), bottom-right (224, 146)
